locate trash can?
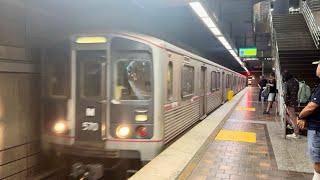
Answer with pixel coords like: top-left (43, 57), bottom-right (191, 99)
top-left (227, 90), bottom-right (234, 101)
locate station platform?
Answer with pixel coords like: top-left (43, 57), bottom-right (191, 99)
top-left (131, 87), bottom-right (314, 180)
top-left (188, 87), bottom-right (313, 180)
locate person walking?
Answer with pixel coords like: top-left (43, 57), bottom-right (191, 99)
top-left (283, 72), bottom-right (300, 139)
top-left (258, 75), bottom-right (267, 102)
top-left (297, 60), bottom-right (320, 180)
top-left (263, 74), bottom-right (276, 114)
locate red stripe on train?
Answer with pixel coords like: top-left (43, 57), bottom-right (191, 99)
top-left (107, 139), bottom-right (163, 142)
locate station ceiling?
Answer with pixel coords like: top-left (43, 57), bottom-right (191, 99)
top-left (24, 0), bottom-right (266, 73)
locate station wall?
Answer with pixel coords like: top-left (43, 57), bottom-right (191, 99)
top-left (0, 0), bottom-right (40, 179)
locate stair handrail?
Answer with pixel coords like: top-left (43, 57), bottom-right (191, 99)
top-left (269, 11), bottom-right (287, 133)
top-left (301, 1), bottom-right (320, 48)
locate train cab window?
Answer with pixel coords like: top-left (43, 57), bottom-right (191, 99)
top-left (211, 71), bottom-right (217, 91)
top-left (181, 65), bottom-right (194, 98)
top-left (77, 50), bottom-right (106, 99)
top-left (167, 62), bottom-right (173, 101)
top-left (114, 60), bottom-right (151, 100)
top-left (111, 37), bottom-right (153, 101)
top-left (80, 62), bottom-right (102, 98)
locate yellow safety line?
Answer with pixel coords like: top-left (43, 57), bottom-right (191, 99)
top-left (236, 106), bottom-right (256, 111)
top-left (215, 129), bottom-right (256, 143)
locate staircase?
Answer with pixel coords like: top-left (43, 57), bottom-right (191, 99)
top-left (273, 13), bottom-right (320, 88)
top-left (307, 0), bottom-right (320, 12)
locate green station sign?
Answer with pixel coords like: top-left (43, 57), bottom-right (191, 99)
top-left (239, 48), bottom-right (257, 57)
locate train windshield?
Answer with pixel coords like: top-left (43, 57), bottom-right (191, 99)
top-left (111, 37), bottom-right (152, 101)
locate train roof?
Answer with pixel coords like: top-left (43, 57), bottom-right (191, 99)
top-left (115, 32), bottom-right (245, 77)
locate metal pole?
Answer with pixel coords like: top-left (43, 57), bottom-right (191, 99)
top-left (261, 59), bottom-right (265, 111)
top-left (262, 59), bottom-right (265, 76)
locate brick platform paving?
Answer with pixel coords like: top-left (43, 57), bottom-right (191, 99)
top-left (188, 87), bottom-right (313, 180)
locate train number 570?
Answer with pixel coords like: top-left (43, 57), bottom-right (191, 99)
top-left (82, 122), bottom-right (99, 131)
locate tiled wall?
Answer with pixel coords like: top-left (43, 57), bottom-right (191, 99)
top-left (0, 0), bottom-right (40, 179)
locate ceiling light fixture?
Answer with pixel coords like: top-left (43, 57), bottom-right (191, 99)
top-left (189, 1), bottom-right (249, 74)
top-left (202, 17), bottom-right (217, 28)
top-left (217, 36), bottom-right (232, 50)
top-left (189, 2), bottom-right (209, 18)
top-left (210, 28), bottom-right (222, 36)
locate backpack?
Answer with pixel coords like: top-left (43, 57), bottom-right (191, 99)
top-left (261, 86), bottom-right (270, 99)
top-left (298, 81), bottom-right (311, 104)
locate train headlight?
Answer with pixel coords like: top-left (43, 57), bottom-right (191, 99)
top-left (53, 121), bottom-right (67, 134)
top-left (116, 125), bottom-right (130, 138)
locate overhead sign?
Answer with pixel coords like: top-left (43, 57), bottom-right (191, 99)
top-left (239, 48), bottom-right (257, 57)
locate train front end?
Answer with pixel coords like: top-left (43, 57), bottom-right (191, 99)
top-left (41, 34), bottom-right (163, 166)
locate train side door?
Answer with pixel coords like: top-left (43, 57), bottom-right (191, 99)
top-left (200, 66), bottom-right (207, 118)
top-left (75, 50), bottom-right (107, 144)
top-left (222, 72), bottom-right (226, 102)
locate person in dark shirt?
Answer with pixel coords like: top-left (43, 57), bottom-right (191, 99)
top-left (263, 74), bottom-right (276, 114)
top-left (297, 60), bottom-right (320, 179)
top-left (283, 72), bottom-right (300, 139)
top-left (258, 75), bottom-right (267, 102)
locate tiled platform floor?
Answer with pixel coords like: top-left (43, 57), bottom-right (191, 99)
top-left (188, 87), bottom-right (313, 180)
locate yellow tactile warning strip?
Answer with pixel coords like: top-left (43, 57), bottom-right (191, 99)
top-left (215, 129), bottom-right (256, 143)
top-left (236, 106), bottom-right (256, 111)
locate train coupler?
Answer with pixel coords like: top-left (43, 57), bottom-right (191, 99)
top-left (70, 163), bottom-right (104, 180)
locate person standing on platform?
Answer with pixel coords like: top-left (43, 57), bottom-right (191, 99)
top-left (297, 60), bottom-right (320, 180)
top-left (258, 75), bottom-right (267, 102)
top-left (283, 72), bottom-right (300, 139)
top-left (263, 74), bottom-right (276, 114)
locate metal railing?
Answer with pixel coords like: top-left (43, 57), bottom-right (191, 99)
top-left (301, 1), bottom-right (320, 48)
top-left (269, 12), bottom-right (287, 135)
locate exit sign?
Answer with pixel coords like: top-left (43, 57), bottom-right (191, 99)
top-left (239, 48), bottom-right (257, 57)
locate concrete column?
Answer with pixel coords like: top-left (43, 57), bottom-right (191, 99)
top-left (273, 0), bottom-right (289, 14)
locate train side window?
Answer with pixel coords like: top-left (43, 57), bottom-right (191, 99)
top-left (181, 65), bottom-right (194, 98)
top-left (226, 74), bottom-right (229, 88)
top-left (216, 72), bottom-right (220, 90)
top-left (211, 71), bottom-right (215, 91)
top-left (167, 61), bottom-right (173, 101)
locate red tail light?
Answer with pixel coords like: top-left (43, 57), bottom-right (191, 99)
top-left (136, 126), bottom-right (147, 138)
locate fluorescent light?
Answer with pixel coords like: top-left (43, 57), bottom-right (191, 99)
top-left (217, 36), bottom-right (232, 50)
top-left (202, 17), bottom-right (217, 28)
top-left (243, 66), bottom-right (250, 74)
top-left (189, 2), bottom-right (209, 18)
top-left (229, 50), bottom-right (238, 57)
top-left (189, 1), bottom-right (249, 73)
top-left (235, 56), bottom-right (243, 65)
top-left (209, 28), bottom-right (222, 36)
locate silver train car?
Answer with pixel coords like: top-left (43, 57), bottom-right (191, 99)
top-left (41, 32), bottom-right (246, 164)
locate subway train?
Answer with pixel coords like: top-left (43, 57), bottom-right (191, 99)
top-left (41, 32), bottom-right (246, 170)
